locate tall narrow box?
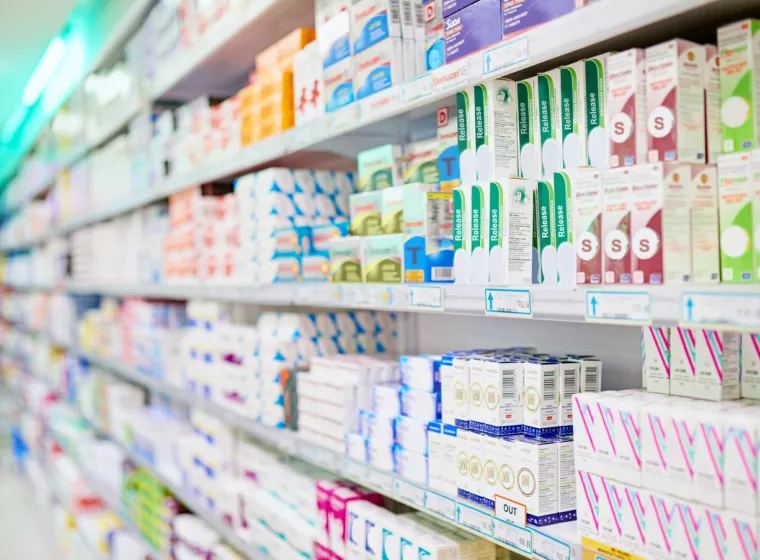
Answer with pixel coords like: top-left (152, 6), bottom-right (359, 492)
top-left (572, 168), bottom-right (603, 284)
top-left (601, 167), bottom-right (632, 284)
top-left (608, 49), bottom-right (647, 168)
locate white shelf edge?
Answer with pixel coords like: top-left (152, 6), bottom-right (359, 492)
top-left (0, 0), bottom-right (742, 250)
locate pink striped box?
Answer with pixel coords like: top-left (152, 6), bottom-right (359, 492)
top-left (724, 404), bottom-right (760, 516)
top-left (742, 333), bottom-right (760, 400)
top-left (644, 326), bottom-right (671, 394)
top-left (695, 329), bottom-right (741, 401)
top-left (700, 508), bottom-right (759, 560)
top-left (670, 327), bottom-right (697, 398)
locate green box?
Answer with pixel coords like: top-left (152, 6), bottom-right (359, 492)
top-left (328, 237), bottom-right (366, 282)
top-left (350, 191), bottom-right (383, 236)
top-left (357, 144), bottom-right (405, 191)
top-left (363, 234), bottom-right (404, 283)
top-left (381, 185), bottom-right (405, 234)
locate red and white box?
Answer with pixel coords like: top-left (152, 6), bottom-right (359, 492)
top-left (608, 49), bottom-right (647, 168)
top-left (602, 167), bottom-right (633, 284)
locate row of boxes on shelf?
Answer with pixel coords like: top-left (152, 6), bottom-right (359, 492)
top-left (642, 327), bottom-right (760, 400)
top-left (574, 390), bottom-right (760, 559)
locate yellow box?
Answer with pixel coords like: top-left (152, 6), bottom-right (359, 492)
top-left (255, 113), bottom-right (294, 141)
top-left (256, 95), bottom-right (295, 122)
top-left (239, 84), bottom-right (256, 111)
top-left (240, 110), bottom-right (256, 146)
top-left (253, 69), bottom-right (293, 100)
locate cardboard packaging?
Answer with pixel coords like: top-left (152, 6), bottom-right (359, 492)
top-left (608, 49), bottom-right (647, 168)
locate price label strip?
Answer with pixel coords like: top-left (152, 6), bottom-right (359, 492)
top-left (484, 288), bottom-right (533, 318)
top-left (430, 59), bottom-right (471, 95)
top-left (401, 72), bottom-right (434, 104)
top-left (482, 36), bottom-right (529, 76)
top-left (394, 479), bottom-right (426, 508)
top-left (408, 286), bottom-right (444, 311)
top-left (585, 290), bottom-right (651, 325)
top-left (368, 467), bottom-right (394, 494)
top-left (680, 291), bottom-right (760, 331)
top-left (342, 458), bottom-right (369, 481)
top-left (533, 529), bottom-right (571, 560)
top-left (456, 502), bottom-right (494, 537)
top-left (425, 489), bottom-right (457, 521)
top-left (493, 518), bottom-right (532, 555)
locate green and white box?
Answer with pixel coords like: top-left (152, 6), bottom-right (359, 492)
top-left (381, 185), bottom-right (405, 234)
top-left (350, 191), bottom-right (383, 236)
top-left (357, 144), bottom-right (405, 191)
top-left (584, 53), bottom-right (612, 169)
top-left (717, 153), bottom-right (754, 282)
top-left (454, 87), bottom-right (477, 283)
top-left (558, 61), bottom-right (587, 169)
top-left (472, 78), bottom-right (519, 182)
top-left (487, 177), bottom-right (533, 285)
top-left (718, 20), bottom-right (760, 153)
top-left (517, 78), bottom-right (541, 180)
top-left (535, 180), bottom-right (556, 283)
top-left (363, 234), bottom-right (404, 283)
top-left (536, 69), bottom-right (562, 180)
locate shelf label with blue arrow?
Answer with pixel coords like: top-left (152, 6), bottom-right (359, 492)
top-left (484, 288), bottom-right (533, 318)
top-left (680, 290), bottom-right (760, 330)
top-left (394, 479), bottom-right (426, 508)
top-left (585, 290), bottom-right (651, 324)
top-left (456, 502), bottom-right (494, 537)
top-left (533, 528), bottom-right (571, 560)
top-left (425, 489), bottom-right (457, 520)
top-left (493, 517), bottom-right (532, 555)
top-left (482, 36), bottom-right (529, 76)
top-left (408, 286), bottom-right (444, 311)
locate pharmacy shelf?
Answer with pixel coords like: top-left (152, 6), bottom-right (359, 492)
top-left (6, 319), bottom-right (582, 559)
top-left (4, 0), bottom-right (759, 251)
top-left (150, 0), bottom-right (314, 101)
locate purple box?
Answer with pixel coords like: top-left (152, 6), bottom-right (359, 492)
top-left (444, 0), bottom-right (502, 63)
top-left (502, 0), bottom-right (576, 38)
top-left (442, 0), bottom-right (479, 18)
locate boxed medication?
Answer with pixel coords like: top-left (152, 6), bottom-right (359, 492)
top-left (558, 61), bottom-right (587, 169)
top-left (502, 0), bottom-right (576, 38)
top-left (555, 436), bottom-right (575, 522)
top-left (688, 164), bottom-right (720, 283)
top-left (513, 435), bottom-right (558, 526)
top-left (400, 385), bottom-right (440, 421)
top-left (742, 333), bottom-right (760, 400)
top-left (293, 42), bottom-right (325, 126)
top-left (645, 39), bottom-right (706, 163)
top-left (522, 359), bottom-right (560, 437)
top-left (535, 180), bottom-right (556, 283)
top-left (576, 471), bottom-right (601, 541)
top-left (443, 0), bottom-right (502, 64)
top-left (400, 354), bottom-right (441, 392)
top-left (393, 445), bottom-right (429, 485)
top-left (354, 37), bottom-right (405, 100)
top-left (403, 188), bottom-right (454, 283)
top-left (394, 415), bottom-right (429, 455)
top-left (517, 77), bottom-right (541, 180)
top-left (327, 236), bottom-right (366, 282)
top-left (572, 167), bottom-right (603, 284)
top-left (487, 176), bottom-right (533, 285)
top-left (704, 44), bottom-right (721, 163)
top-left (602, 167), bottom-right (632, 284)
top-left (472, 78), bottom-right (519, 180)
top-left (701, 509), bottom-right (760, 560)
top-left (381, 185), bottom-right (405, 234)
top-left (536, 69), bottom-right (563, 180)
top-left (477, 357), bottom-right (523, 436)
top-left (357, 144), bottom-right (405, 191)
top-left (608, 49), bottom-right (647, 168)
top-left (585, 54), bottom-right (611, 168)
top-left (718, 20), bottom-right (760, 153)
top-left (669, 327), bottom-right (697, 398)
top-left (695, 329), bottom-right (740, 401)
top-left (363, 233), bottom-right (404, 282)
top-left (437, 106), bottom-right (461, 192)
top-left (717, 152), bottom-right (755, 283)
top-left (374, 382), bottom-right (402, 417)
top-left (318, 11), bottom-right (355, 112)
top-left (724, 404), bottom-right (760, 515)
top-left (401, 0), bottom-right (425, 41)
top-left (557, 359), bottom-right (578, 433)
top-left (404, 139), bottom-right (440, 184)
top-left (350, 191), bottom-right (383, 235)
top-left (351, 0), bottom-right (402, 56)
top-left (441, 0), bottom-right (476, 18)
top-left (423, 0), bottom-right (445, 71)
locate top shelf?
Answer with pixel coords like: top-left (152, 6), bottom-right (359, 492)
top-left (3, 0), bottom-right (758, 250)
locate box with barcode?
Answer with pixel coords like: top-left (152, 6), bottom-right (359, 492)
top-left (558, 359), bottom-right (580, 435)
top-left (403, 189), bottom-right (454, 283)
top-left (514, 435), bottom-right (558, 526)
top-left (478, 358), bottom-right (523, 436)
top-left (554, 436), bottom-right (576, 522)
top-left (522, 359), bottom-right (560, 437)
top-left (568, 354), bottom-right (602, 392)
top-left (401, 0), bottom-right (424, 41)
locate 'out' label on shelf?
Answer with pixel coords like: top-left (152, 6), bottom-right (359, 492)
top-left (680, 291), bottom-right (760, 330)
top-left (585, 290), bottom-right (651, 324)
top-left (494, 495), bottom-right (527, 527)
top-left (425, 490), bottom-right (457, 520)
top-left (482, 36), bottom-right (529, 76)
top-left (408, 286), bottom-right (444, 311)
top-left (484, 288), bottom-right (533, 317)
top-left (493, 518), bottom-right (532, 555)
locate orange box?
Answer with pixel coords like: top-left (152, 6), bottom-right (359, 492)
top-left (255, 95), bottom-right (295, 122)
top-left (256, 45), bottom-right (279, 69)
top-left (240, 110), bottom-right (256, 147)
top-left (239, 84), bottom-right (256, 111)
top-left (255, 113), bottom-right (294, 141)
top-left (255, 28), bottom-right (315, 68)
top-left (253, 69), bottom-right (293, 100)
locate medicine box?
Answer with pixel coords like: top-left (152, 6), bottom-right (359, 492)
top-left (513, 435), bottom-right (558, 526)
top-left (572, 168), bottom-right (603, 284)
top-left (472, 78), bottom-right (519, 181)
top-left (601, 167), bottom-right (632, 284)
top-left (363, 234), bottom-right (404, 283)
top-left (403, 189), bottom-right (454, 283)
top-left (522, 359), bottom-right (560, 437)
top-left (327, 236), bottom-right (366, 282)
top-left (517, 77), bottom-right (541, 180)
top-left (405, 138), bottom-right (440, 184)
top-left (351, 0), bottom-right (402, 55)
top-left (608, 49), bottom-right (647, 168)
top-left (644, 326), bottom-right (670, 394)
top-left (350, 191), bottom-right (383, 235)
top-left (688, 164), bottom-right (720, 283)
top-left (443, 0), bottom-right (501, 64)
top-left (585, 54), bottom-right (611, 169)
top-left (502, 0), bottom-right (576, 38)
top-left (487, 177), bottom-right (533, 285)
top-left (357, 144), bottom-right (406, 191)
top-left (355, 37), bottom-right (405, 100)
top-left (717, 153), bottom-right (755, 283)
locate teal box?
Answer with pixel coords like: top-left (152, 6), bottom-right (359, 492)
top-left (403, 189), bottom-right (455, 283)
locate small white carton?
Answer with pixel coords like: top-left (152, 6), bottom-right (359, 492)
top-left (644, 326), bottom-right (671, 394)
top-left (742, 333), bottom-right (760, 400)
top-left (669, 327), bottom-right (698, 398)
top-left (513, 435), bottom-right (558, 527)
top-left (695, 329), bottom-right (741, 401)
top-left (522, 359), bottom-right (560, 437)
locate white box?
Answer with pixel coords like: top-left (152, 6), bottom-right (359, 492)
top-left (555, 436), bottom-right (575, 522)
top-left (400, 0), bottom-right (424, 41)
top-left (399, 385), bottom-right (439, 421)
top-left (513, 435), bottom-right (558, 526)
top-left (323, 56), bottom-right (356, 113)
top-left (467, 356), bottom-right (487, 427)
top-left (351, 0), bottom-right (402, 55)
top-left (517, 77), bottom-right (542, 180)
top-left (572, 168), bottom-right (604, 285)
top-left (373, 383), bottom-right (402, 417)
top-left (608, 49), bottom-right (647, 168)
top-left (576, 470), bottom-right (600, 541)
top-left (318, 10), bottom-right (351, 67)
top-left (669, 327), bottom-right (697, 398)
top-left (472, 78), bottom-right (519, 182)
top-left (354, 37), bottom-right (404, 100)
top-left (480, 433), bottom-right (500, 507)
top-left (645, 40), bottom-right (706, 164)
top-left (704, 45), bottom-right (721, 164)
top-left (427, 422), bottom-right (444, 493)
top-left (522, 359), bottom-right (560, 436)
top-left (645, 492), bottom-right (680, 560)
top-left (394, 414), bottom-right (429, 454)
top-left (482, 358), bottom-right (523, 436)
top-left (572, 391), bottom-right (603, 475)
top-left (293, 42), bottom-right (325, 126)
top-left (558, 60), bottom-right (587, 169)
top-left (688, 164), bottom-right (720, 283)
top-left (641, 397), bottom-right (675, 496)
top-left (557, 360), bottom-right (579, 431)
top-left (464, 430), bottom-right (484, 502)
top-left (456, 428), bottom-right (472, 499)
top-left (743, 333), bottom-right (760, 399)
top-left (695, 329), bottom-right (740, 401)
top-left (724, 404), bottom-right (759, 515)
top-left (487, 176), bottom-right (533, 286)
top-left (536, 69), bottom-right (563, 180)
top-left (393, 446), bottom-right (428, 485)
top-left (452, 353), bottom-right (472, 428)
top-left (644, 326), bottom-right (671, 394)
top-left (700, 508), bottom-right (759, 560)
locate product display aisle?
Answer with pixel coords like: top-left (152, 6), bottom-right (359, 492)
top-left (3, 0), bottom-right (760, 559)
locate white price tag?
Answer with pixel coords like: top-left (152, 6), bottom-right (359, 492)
top-left (456, 503), bottom-right (494, 536)
top-left (343, 458), bottom-right (369, 480)
top-left (493, 518), bottom-right (532, 554)
top-left (278, 436), bottom-right (299, 457)
top-left (361, 88), bottom-right (401, 122)
top-left (401, 72), bottom-right (433, 104)
top-left (395, 479), bottom-right (426, 507)
top-left (482, 36), bottom-right (529, 76)
top-left (484, 288), bottom-right (532, 318)
top-left (494, 495), bottom-right (527, 527)
top-left (431, 59), bottom-right (471, 95)
top-left (585, 290), bottom-right (651, 324)
top-left (425, 490), bottom-right (456, 520)
top-left (331, 104), bottom-right (360, 132)
top-left (680, 291), bottom-right (760, 330)
top-left (532, 531), bottom-right (571, 560)
top-left (368, 468), bottom-right (394, 494)
top-left (408, 286), bottom-right (444, 311)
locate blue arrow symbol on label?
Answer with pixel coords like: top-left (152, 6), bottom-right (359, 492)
top-left (590, 296), bottom-right (598, 317)
top-left (485, 53), bottom-right (492, 73)
top-left (456, 505), bottom-right (461, 518)
top-left (487, 291), bottom-right (494, 311)
top-left (686, 298), bottom-right (694, 321)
